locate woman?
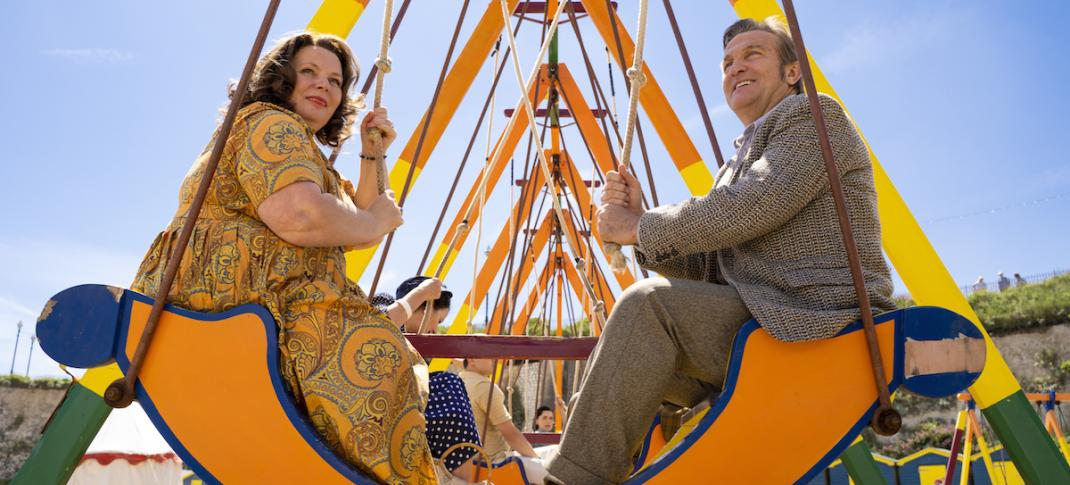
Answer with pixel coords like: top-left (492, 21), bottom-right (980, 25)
top-left (533, 406), bottom-right (555, 433)
top-left (132, 32), bottom-right (437, 484)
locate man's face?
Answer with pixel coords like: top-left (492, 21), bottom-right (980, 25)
top-left (721, 30), bottom-right (800, 124)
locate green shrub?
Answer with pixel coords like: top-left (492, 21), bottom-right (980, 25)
top-left (0, 374), bottom-right (71, 390)
top-left (872, 419), bottom-right (956, 458)
top-left (968, 274), bottom-right (1070, 333)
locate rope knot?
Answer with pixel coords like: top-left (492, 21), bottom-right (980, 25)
top-left (626, 67), bottom-right (647, 87)
top-left (375, 56), bottom-right (393, 74)
top-left (594, 300), bottom-right (606, 314)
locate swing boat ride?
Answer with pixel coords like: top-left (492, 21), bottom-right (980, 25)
top-left (17, 0), bottom-right (1070, 484)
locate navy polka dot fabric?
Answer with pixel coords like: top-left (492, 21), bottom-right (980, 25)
top-left (426, 371), bottom-right (482, 471)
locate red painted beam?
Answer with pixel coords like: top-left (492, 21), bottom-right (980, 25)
top-left (405, 335), bottom-right (598, 360)
top-left (515, 178), bottom-right (602, 188)
top-left (504, 108), bottom-right (608, 118)
top-left (512, 2), bottom-right (615, 14)
top-left (523, 433), bottom-right (562, 445)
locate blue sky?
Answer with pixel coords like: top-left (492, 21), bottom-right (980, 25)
top-left (2, 0), bottom-right (1068, 377)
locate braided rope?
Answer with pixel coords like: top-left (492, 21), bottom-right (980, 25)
top-left (605, 0), bottom-right (649, 272)
top-left (369, 0), bottom-right (395, 194)
top-left (496, 0), bottom-right (606, 329)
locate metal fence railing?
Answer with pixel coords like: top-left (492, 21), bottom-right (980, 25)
top-left (961, 269), bottom-right (1069, 296)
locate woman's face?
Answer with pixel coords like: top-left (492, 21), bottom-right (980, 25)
top-left (287, 45), bottom-right (343, 132)
top-left (535, 410), bottom-right (555, 431)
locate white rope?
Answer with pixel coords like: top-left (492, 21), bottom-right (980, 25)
top-left (369, 0), bottom-right (395, 194)
top-left (605, 0), bottom-right (650, 272)
top-left (496, 0), bottom-right (607, 329)
top-left (469, 40), bottom-right (501, 334)
top-left (370, 0), bottom-right (394, 109)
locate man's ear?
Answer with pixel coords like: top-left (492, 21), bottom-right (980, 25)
top-left (784, 61), bottom-right (802, 87)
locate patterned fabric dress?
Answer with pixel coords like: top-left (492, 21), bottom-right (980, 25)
top-left (131, 102), bottom-right (436, 484)
top-left (426, 372), bottom-right (481, 471)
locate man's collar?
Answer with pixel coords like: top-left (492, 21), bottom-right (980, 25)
top-left (734, 94), bottom-right (794, 149)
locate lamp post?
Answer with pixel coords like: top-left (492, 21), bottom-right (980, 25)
top-left (25, 335), bottom-right (36, 377)
top-left (9, 320), bottom-right (22, 375)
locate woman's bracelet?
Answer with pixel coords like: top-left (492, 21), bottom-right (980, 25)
top-left (359, 153), bottom-right (385, 161)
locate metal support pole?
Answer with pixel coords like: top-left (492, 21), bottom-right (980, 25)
top-left (25, 335), bottom-right (35, 376)
top-left (9, 320), bottom-right (22, 374)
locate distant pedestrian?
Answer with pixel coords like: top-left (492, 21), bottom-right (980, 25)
top-left (1014, 273), bottom-right (1027, 287)
top-left (971, 276), bottom-right (987, 294)
top-left (997, 272), bottom-right (1012, 292)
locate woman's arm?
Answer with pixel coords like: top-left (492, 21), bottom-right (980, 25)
top-left (351, 107), bottom-right (397, 210)
top-left (257, 181), bottom-right (401, 247)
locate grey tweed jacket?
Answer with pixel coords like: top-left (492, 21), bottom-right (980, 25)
top-left (635, 93), bottom-right (896, 342)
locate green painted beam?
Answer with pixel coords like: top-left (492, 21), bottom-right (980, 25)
top-left (840, 439), bottom-right (886, 485)
top-left (981, 390), bottom-right (1070, 483)
top-left (12, 383), bottom-right (111, 485)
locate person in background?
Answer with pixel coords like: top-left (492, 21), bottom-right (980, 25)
top-left (972, 276), bottom-right (987, 294)
top-left (381, 277), bottom-right (483, 480)
top-left (1014, 272), bottom-right (1028, 288)
top-left (460, 355), bottom-right (548, 482)
top-left (394, 276), bottom-right (452, 334)
top-left (533, 405), bottom-right (555, 433)
top-left (997, 272), bottom-right (1012, 292)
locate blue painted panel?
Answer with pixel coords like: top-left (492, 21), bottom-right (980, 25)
top-left (36, 284), bottom-right (123, 369)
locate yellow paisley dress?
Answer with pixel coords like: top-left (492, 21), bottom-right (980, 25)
top-left (131, 102), bottom-right (436, 484)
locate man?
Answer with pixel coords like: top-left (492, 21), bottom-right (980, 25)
top-left (546, 17), bottom-right (896, 484)
top-left (394, 276), bottom-right (452, 334)
top-left (460, 355), bottom-right (549, 482)
top-left (997, 272), bottom-right (1012, 292)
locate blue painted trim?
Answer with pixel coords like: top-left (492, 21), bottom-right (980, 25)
top-left (113, 288), bottom-right (376, 485)
top-left (631, 413), bottom-right (662, 474)
top-left (624, 309), bottom-right (907, 485)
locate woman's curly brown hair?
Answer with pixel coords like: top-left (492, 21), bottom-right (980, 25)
top-left (231, 32), bottom-right (365, 148)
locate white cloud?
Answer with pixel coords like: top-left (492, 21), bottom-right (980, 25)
top-left (44, 48), bottom-right (133, 64)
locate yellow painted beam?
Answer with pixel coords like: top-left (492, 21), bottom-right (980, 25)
top-left (731, 0), bottom-right (1020, 408)
top-left (307, 0), bottom-right (370, 37)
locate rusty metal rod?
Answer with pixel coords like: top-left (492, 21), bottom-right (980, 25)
top-left (781, 0), bottom-right (899, 435)
top-left (103, 0), bottom-right (282, 409)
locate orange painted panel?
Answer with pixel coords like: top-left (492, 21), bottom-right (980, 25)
top-left (125, 301), bottom-right (353, 483)
top-left (640, 320), bottom-right (897, 483)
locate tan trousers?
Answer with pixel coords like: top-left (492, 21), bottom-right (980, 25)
top-left (547, 278), bottom-right (752, 484)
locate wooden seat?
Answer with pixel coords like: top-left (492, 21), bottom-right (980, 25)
top-left (36, 284), bottom-right (984, 485)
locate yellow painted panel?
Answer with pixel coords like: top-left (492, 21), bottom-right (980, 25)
top-left (730, 0), bottom-right (1020, 407)
top-left (991, 461), bottom-right (1025, 485)
top-left (307, 0), bottom-right (368, 37)
top-left (918, 465), bottom-right (945, 485)
top-left (79, 363), bottom-right (124, 397)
